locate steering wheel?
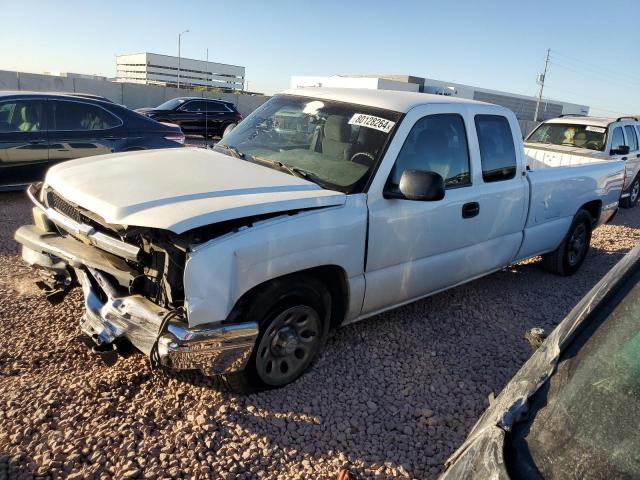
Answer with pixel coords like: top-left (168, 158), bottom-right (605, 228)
top-left (350, 151), bottom-right (375, 164)
top-left (584, 141), bottom-right (600, 150)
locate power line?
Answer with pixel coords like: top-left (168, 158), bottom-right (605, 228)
top-left (552, 50), bottom-right (640, 85)
top-left (551, 57), bottom-right (640, 87)
top-left (543, 85), bottom-right (635, 116)
top-left (550, 60), bottom-right (640, 89)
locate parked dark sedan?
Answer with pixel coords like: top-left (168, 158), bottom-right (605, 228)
top-left (0, 91), bottom-right (184, 191)
top-left (440, 244), bottom-right (640, 479)
top-left (136, 97), bottom-right (243, 138)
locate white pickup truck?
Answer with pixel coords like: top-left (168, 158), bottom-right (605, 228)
top-left (525, 115), bottom-right (640, 207)
top-left (15, 88), bottom-right (624, 391)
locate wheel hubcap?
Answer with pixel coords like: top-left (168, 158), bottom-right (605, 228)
top-left (255, 305), bottom-right (320, 385)
top-left (568, 224), bottom-right (587, 265)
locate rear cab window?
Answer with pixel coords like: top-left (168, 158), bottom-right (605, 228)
top-left (475, 114), bottom-right (517, 182)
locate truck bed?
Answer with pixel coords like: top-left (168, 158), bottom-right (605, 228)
top-left (515, 159), bottom-right (625, 261)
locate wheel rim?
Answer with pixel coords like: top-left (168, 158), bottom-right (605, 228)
top-left (568, 223), bottom-right (587, 266)
top-left (255, 305), bottom-right (320, 386)
top-left (631, 181), bottom-right (639, 203)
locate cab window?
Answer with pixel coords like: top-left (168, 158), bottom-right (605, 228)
top-left (624, 126), bottom-right (638, 151)
top-left (475, 115), bottom-right (517, 182)
top-left (390, 114), bottom-right (471, 189)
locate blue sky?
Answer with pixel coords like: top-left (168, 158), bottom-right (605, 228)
top-left (2, 0), bottom-right (639, 116)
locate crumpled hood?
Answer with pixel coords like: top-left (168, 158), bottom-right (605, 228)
top-left (44, 147), bottom-right (346, 234)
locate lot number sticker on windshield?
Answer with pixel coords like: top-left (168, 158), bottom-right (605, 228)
top-left (586, 126), bottom-right (606, 133)
top-left (349, 114), bottom-right (395, 133)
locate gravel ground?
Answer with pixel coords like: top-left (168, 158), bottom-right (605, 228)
top-left (1, 191), bottom-right (640, 480)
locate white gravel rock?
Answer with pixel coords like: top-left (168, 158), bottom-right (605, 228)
top-left (2, 191), bottom-right (640, 479)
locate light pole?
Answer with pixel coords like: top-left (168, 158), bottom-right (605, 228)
top-left (177, 29), bottom-right (189, 89)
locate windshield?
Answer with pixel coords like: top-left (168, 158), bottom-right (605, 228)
top-left (506, 272), bottom-right (640, 479)
top-left (216, 94), bottom-right (402, 192)
top-left (156, 98), bottom-right (187, 110)
top-left (526, 122), bottom-right (607, 151)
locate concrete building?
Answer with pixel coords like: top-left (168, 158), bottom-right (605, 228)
top-left (291, 75), bottom-right (589, 121)
top-left (116, 52), bottom-right (245, 91)
top-left (291, 75), bottom-right (419, 92)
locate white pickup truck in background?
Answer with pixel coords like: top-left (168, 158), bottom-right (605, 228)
top-left (15, 88), bottom-right (624, 391)
top-left (525, 115), bottom-right (640, 207)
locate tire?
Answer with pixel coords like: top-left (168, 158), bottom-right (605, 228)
top-left (620, 177), bottom-right (640, 208)
top-left (215, 274), bottom-right (331, 393)
top-left (542, 209), bottom-right (592, 276)
top-left (221, 122), bottom-right (237, 138)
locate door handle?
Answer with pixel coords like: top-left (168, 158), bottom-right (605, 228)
top-left (29, 139), bottom-right (45, 144)
top-left (462, 202), bottom-right (480, 219)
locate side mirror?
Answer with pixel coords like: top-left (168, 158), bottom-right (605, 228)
top-left (611, 145), bottom-right (630, 155)
top-left (385, 170), bottom-right (445, 201)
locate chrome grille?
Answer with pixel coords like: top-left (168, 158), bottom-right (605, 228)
top-left (48, 191), bottom-right (83, 224)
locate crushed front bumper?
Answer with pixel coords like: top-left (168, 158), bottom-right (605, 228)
top-left (14, 196), bottom-right (259, 375)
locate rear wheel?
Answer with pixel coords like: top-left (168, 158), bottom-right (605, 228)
top-left (216, 275), bottom-right (331, 393)
top-left (222, 122), bottom-right (237, 138)
top-left (542, 209), bottom-right (592, 276)
top-left (620, 177), bottom-right (640, 208)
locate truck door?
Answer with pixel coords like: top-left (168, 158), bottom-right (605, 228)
top-left (362, 105), bottom-right (527, 315)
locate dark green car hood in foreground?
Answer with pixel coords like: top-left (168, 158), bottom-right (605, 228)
top-left (440, 242), bottom-right (640, 480)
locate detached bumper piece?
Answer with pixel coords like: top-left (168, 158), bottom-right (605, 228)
top-left (14, 191), bottom-right (259, 375)
top-left (77, 268), bottom-right (258, 375)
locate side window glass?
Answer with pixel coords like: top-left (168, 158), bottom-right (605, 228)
top-left (624, 126), bottom-right (638, 151)
top-left (183, 101), bottom-right (206, 112)
top-left (0, 100), bottom-right (45, 132)
top-left (611, 127), bottom-right (625, 150)
top-left (206, 101), bottom-right (227, 112)
top-left (390, 114), bottom-right (470, 189)
top-left (54, 101), bottom-right (120, 131)
top-left (475, 115), bottom-right (517, 182)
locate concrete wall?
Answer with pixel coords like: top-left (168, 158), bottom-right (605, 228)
top-left (0, 70), bottom-right (268, 117)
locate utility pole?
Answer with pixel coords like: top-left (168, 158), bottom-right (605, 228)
top-left (534, 48), bottom-right (551, 122)
top-left (177, 29), bottom-right (189, 89)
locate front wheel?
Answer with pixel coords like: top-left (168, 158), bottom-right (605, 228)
top-left (620, 177), bottom-right (640, 208)
top-left (541, 209), bottom-right (592, 276)
top-left (216, 275), bottom-right (331, 393)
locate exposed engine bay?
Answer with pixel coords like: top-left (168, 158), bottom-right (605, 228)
top-left (38, 183), bottom-right (305, 309)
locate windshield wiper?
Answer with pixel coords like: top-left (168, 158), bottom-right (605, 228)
top-left (213, 143), bottom-right (245, 159)
top-left (250, 156), bottom-right (326, 186)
